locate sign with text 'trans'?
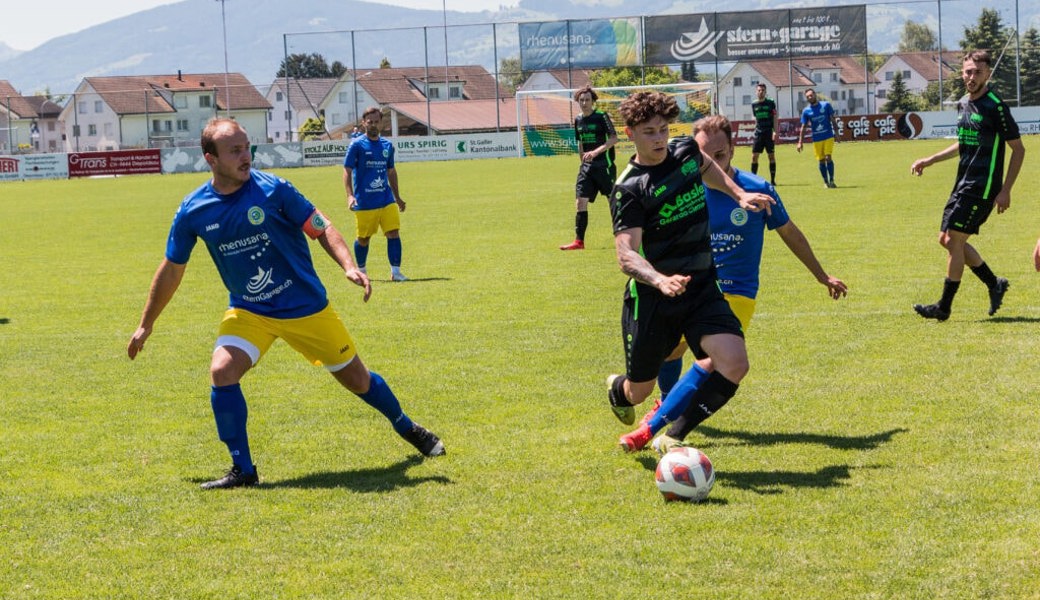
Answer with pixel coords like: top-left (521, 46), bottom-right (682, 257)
top-left (644, 6), bottom-right (867, 64)
top-left (520, 18), bottom-right (642, 70)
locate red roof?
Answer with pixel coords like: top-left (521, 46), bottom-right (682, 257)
top-left (82, 72), bottom-right (270, 115)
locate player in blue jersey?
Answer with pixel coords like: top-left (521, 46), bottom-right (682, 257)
top-left (796, 89), bottom-right (840, 188)
top-left (618, 115), bottom-right (847, 452)
top-left (910, 50), bottom-right (1024, 322)
top-left (343, 106), bottom-right (409, 281)
top-left (128, 119), bottom-right (444, 489)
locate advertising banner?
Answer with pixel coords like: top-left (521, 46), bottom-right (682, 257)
top-left (20, 153), bottom-right (70, 180)
top-left (161, 147), bottom-right (208, 173)
top-left (0, 156), bottom-right (20, 181)
top-left (390, 133), bottom-right (519, 162)
top-left (302, 140), bottom-right (352, 167)
top-left (520, 18), bottom-right (642, 70)
top-left (644, 6), bottom-right (867, 64)
top-left (68, 149), bottom-right (161, 177)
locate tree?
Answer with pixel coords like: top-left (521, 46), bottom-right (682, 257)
top-left (590, 66), bottom-right (680, 88)
top-left (899, 22), bottom-right (938, 52)
top-left (380, 57), bottom-right (392, 69)
top-left (498, 56), bottom-right (526, 95)
top-left (1019, 27), bottom-right (1040, 106)
top-left (277, 53), bottom-right (344, 79)
top-left (882, 71), bottom-right (918, 113)
top-left (960, 8), bottom-right (1015, 99)
top-left (298, 116), bottom-right (326, 141)
top-left (680, 61), bottom-right (699, 82)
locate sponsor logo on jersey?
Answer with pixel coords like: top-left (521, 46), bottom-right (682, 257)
top-left (247, 206), bottom-right (265, 226)
top-left (205, 223), bottom-right (221, 232)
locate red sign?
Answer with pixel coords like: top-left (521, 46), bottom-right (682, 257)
top-left (68, 149), bottom-right (162, 177)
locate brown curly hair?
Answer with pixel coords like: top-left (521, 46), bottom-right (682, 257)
top-left (617, 91), bottom-right (680, 127)
top-left (572, 85), bottom-right (598, 103)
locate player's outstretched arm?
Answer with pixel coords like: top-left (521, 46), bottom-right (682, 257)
top-left (128, 259), bottom-right (186, 360)
top-left (701, 157), bottom-right (774, 215)
top-left (910, 142), bottom-right (959, 175)
top-left (775, 221), bottom-right (848, 300)
top-left (318, 224), bottom-right (371, 302)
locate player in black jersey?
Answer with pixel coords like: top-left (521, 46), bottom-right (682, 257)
top-left (910, 50), bottom-right (1025, 321)
top-left (605, 91), bottom-right (774, 453)
top-left (560, 86), bottom-right (618, 250)
top-left (750, 83), bottom-right (779, 184)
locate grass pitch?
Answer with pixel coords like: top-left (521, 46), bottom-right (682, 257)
top-left (2, 136), bottom-right (1040, 598)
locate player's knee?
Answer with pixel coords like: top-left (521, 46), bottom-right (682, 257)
top-left (384, 229), bottom-right (400, 239)
top-left (715, 354), bottom-right (749, 383)
top-left (356, 236), bottom-right (371, 246)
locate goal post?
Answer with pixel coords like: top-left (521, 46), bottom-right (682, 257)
top-left (515, 81), bottom-right (715, 158)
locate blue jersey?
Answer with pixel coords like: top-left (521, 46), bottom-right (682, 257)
top-left (801, 101), bottom-right (835, 142)
top-left (343, 135), bottom-right (397, 210)
top-left (708, 169), bottom-right (790, 299)
top-left (166, 170), bottom-right (329, 319)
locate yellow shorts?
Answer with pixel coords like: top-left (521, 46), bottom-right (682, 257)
top-left (723, 293), bottom-right (756, 332)
top-left (812, 138), bottom-right (835, 162)
top-left (354, 204), bottom-right (401, 239)
top-left (216, 304), bottom-right (358, 371)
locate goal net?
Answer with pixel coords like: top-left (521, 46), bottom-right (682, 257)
top-left (516, 81), bottom-right (715, 158)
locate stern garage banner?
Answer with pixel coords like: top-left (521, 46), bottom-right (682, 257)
top-left (645, 6), bottom-right (867, 64)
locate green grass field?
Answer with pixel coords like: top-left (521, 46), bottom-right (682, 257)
top-left (2, 136), bottom-right (1040, 598)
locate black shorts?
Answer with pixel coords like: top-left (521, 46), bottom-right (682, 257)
top-left (752, 134), bottom-right (775, 154)
top-left (941, 193), bottom-right (993, 235)
top-left (621, 280), bottom-right (744, 383)
top-left (575, 160), bottom-right (616, 203)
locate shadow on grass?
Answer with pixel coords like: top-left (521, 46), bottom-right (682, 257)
top-left (696, 425), bottom-right (907, 450)
top-left (371, 277), bottom-right (453, 283)
top-left (0, 317), bottom-right (10, 325)
top-left (984, 316), bottom-right (1040, 324)
top-left (194, 456), bottom-right (453, 492)
top-left (717, 464), bottom-right (865, 494)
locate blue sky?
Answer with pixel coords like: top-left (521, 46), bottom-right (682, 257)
top-left (2, 0), bottom-right (514, 51)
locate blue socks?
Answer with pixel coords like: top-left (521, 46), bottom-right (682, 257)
top-left (354, 240), bottom-right (369, 269)
top-left (210, 384), bottom-right (254, 474)
top-left (818, 161), bottom-right (829, 183)
top-left (826, 159), bottom-right (835, 182)
top-left (648, 363), bottom-right (710, 434)
top-left (657, 357), bottom-right (683, 400)
top-left (387, 237), bottom-right (402, 267)
top-left (357, 371), bottom-right (413, 435)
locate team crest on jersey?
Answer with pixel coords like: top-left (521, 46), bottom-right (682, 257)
top-left (730, 207), bottom-right (748, 227)
top-left (383, 148), bottom-right (390, 158)
top-left (247, 206), bottom-right (265, 226)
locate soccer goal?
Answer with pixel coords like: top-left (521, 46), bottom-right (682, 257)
top-left (515, 81), bottom-right (715, 158)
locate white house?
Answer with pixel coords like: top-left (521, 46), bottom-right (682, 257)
top-left (717, 57), bottom-right (880, 121)
top-left (265, 77), bottom-right (339, 142)
top-left (0, 80), bottom-right (64, 154)
top-left (58, 72), bottom-right (271, 151)
top-left (874, 51), bottom-right (960, 101)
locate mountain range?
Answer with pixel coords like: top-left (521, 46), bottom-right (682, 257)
top-left (1, 0), bottom-right (1036, 95)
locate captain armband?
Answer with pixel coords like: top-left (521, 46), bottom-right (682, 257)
top-left (302, 210), bottom-right (331, 239)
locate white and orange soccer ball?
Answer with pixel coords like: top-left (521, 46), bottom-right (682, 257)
top-left (655, 447), bottom-right (715, 502)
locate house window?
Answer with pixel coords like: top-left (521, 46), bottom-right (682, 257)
top-left (78, 101), bottom-right (87, 114)
top-left (841, 91), bottom-right (846, 100)
top-left (429, 87), bottom-right (440, 99)
top-left (268, 112), bottom-right (272, 121)
top-left (339, 92), bottom-right (349, 103)
top-left (94, 100), bottom-right (103, 113)
top-left (88, 124), bottom-right (97, 135)
top-left (47, 122), bottom-right (55, 131)
top-left (175, 96), bottom-right (188, 109)
top-left (742, 95), bottom-right (751, 104)
top-left (877, 89), bottom-right (887, 99)
top-left (177, 119), bottom-right (190, 131)
top-left (813, 73), bottom-right (822, 83)
top-left (902, 70), bottom-right (911, 79)
top-left (750, 78), bottom-right (759, 86)
top-left (830, 73), bottom-right (838, 82)
top-left (276, 91), bottom-right (283, 102)
top-left (331, 113), bottom-right (341, 125)
top-left (885, 71), bottom-right (894, 81)
top-left (284, 110), bottom-right (291, 120)
top-left (199, 95), bottom-right (212, 108)
top-left (449, 86), bottom-right (461, 99)
top-left (164, 120), bottom-right (173, 132)
top-left (152, 119), bottom-right (161, 133)
top-left (733, 77), bottom-right (742, 87)
top-left (725, 96), bottom-right (734, 106)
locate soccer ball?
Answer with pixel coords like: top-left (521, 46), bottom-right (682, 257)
top-left (655, 447), bottom-right (715, 502)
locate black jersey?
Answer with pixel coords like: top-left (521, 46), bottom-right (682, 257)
top-left (953, 89), bottom-right (1020, 200)
top-left (751, 98), bottom-right (777, 135)
top-left (575, 110), bottom-right (617, 166)
top-left (611, 136), bottom-right (715, 288)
